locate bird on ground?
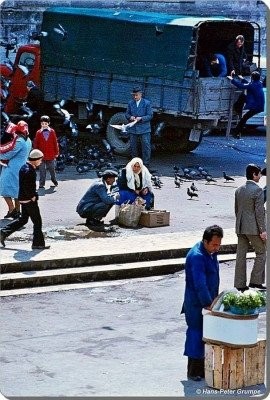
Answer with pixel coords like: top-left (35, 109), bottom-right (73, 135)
top-left (223, 171), bottom-right (235, 182)
top-left (174, 177), bottom-right (181, 188)
top-left (205, 175), bottom-right (217, 184)
top-left (110, 120), bottom-right (137, 133)
top-left (152, 176), bottom-right (162, 189)
top-left (53, 24), bottom-right (67, 40)
top-left (190, 182), bottom-right (198, 192)
top-left (187, 187), bottom-right (198, 199)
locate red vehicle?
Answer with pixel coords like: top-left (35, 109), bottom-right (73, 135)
top-left (3, 44), bottom-right (40, 114)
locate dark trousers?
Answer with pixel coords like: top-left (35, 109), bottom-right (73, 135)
top-left (235, 109), bottom-right (259, 135)
top-left (2, 200), bottom-right (45, 247)
top-left (81, 202), bottom-right (113, 221)
top-left (130, 132), bottom-right (151, 167)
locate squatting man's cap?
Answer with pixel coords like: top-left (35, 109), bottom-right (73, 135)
top-left (28, 149), bottom-right (44, 161)
top-left (101, 169), bottom-right (118, 178)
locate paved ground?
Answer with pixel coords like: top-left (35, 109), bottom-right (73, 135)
top-left (0, 260), bottom-right (266, 398)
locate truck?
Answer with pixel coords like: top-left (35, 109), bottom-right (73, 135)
top-left (3, 7), bottom-right (262, 154)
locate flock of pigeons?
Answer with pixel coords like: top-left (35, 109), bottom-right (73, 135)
top-left (150, 165), bottom-right (235, 200)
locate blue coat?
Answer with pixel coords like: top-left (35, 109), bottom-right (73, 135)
top-left (203, 53), bottom-right (227, 77)
top-left (182, 241), bottom-right (219, 358)
top-left (231, 77), bottom-right (265, 112)
top-left (125, 98), bottom-right (153, 134)
top-left (76, 180), bottom-right (116, 217)
top-left (0, 136), bottom-right (32, 198)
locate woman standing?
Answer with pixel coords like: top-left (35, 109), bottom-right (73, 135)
top-left (0, 121), bottom-right (32, 218)
top-left (117, 157), bottom-right (154, 210)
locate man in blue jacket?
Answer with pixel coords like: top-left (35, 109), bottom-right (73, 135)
top-left (202, 53), bottom-right (227, 77)
top-left (228, 71), bottom-right (265, 139)
top-left (125, 87), bottom-right (153, 167)
top-left (76, 169), bottom-right (119, 227)
top-left (182, 225), bottom-right (224, 381)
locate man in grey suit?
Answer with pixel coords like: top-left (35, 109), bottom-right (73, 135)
top-left (125, 87), bottom-right (153, 167)
top-left (234, 164), bottom-right (267, 291)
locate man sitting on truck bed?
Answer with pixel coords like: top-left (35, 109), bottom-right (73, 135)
top-left (125, 87), bottom-right (153, 168)
top-left (201, 53), bottom-right (227, 78)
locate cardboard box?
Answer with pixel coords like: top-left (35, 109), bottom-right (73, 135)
top-left (139, 210), bottom-right (170, 227)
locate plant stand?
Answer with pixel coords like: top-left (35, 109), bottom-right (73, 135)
top-left (204, 339), bottom-right (266, 389)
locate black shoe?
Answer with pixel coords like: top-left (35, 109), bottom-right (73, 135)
top-left (249, 283), bottom-right (267, 290)
top-left (236, 286), bottom-right (249, 292)
top-left (12, 211), bottom-right (21, 219)
top-left (50, 180), bottom-right (58, 187)
top-left (32, 245), bottom-right (51, 250)
top-left (0, 231), bottom-right (6, 247)
top-left (109, 217), bottom-right (119, 225)
top-left (86, 218), bottom-right (104, 226)
top-left (4, 209), bottom-right (18, 219)
top-left (39, 186), bottom-right (45, 189)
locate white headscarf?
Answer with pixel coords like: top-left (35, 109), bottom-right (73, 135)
top-left (125, 157), bottom-right (153, 192)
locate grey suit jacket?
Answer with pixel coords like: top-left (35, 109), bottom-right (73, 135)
top-left (235, 180), bottom-right (266, 235)
top-left (125, 98), bottom-right (153, 134)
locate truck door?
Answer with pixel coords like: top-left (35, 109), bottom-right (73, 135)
top-left (5, 45), bottom-right (40, 114)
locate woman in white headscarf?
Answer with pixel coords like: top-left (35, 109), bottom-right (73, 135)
top-left (117, 157), bottom-right (154, 209)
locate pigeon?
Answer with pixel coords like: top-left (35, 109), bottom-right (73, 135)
top-left (205, 175), bottom-right (217, 184)
top-left (154, 121), bottom-right (165, 137)
top-left (152, 176), bottom-right (162, 189)
top-left (110, 120), bottom-right (137, 132)
top-left (223, 171), bottom-right (235, 182)
top-left (174, 177), bottom-right (181, 188)
top-left (187, 187), bottom-right (198, 199)
top-left (190, 182), bottom-right (198, 192)
top-left (53, 24), bottom-right (67, 40)
top-left (17, 65), bottom-right (29, 76)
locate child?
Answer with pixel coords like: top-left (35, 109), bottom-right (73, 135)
top-left (33, 115), bottom-right (59, 189)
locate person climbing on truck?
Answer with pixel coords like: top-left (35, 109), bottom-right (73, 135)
top-left (201, 53), bottom-right (227, 77)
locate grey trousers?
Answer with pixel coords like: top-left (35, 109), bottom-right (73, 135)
top-left (39, 160), bottom-right (57, 186)
top-left (234, 234), bottom-right (266, 288)
top-left (130, 132), bottom-right (151, 166)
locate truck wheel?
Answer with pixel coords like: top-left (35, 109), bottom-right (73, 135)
top-left (106, 112), bottom-right (131, 156)
top-left (158, 127), bottom-right (202, 153)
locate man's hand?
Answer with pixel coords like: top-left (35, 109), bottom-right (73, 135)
top-left (237, 75), bottom-right (243, 80)
top-left (130, 116), bottom-right (136, 121)
top-left (140, 188), bottom-right (148, 196)
top-left (227, 76), bottom-right (233, 80)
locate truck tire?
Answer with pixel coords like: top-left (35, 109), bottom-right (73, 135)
top-left (159, 127), bottom-right (202, 153)
top-left (106, 112), bottom-right (131, 156)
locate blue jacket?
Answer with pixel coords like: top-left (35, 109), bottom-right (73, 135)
top-left (125, 98), bottom-right (153, 134)
top-left (203, 53), bottom-right (227, 77)
top-left (182, 241), bottom-right (219, 358)
top-left (76, 180), bottom-right (116, 216)
top-left (231, 77), bottom-right (265, 112)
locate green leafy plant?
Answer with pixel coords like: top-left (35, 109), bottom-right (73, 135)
top-left (222, 290), bottom-right (266, 313)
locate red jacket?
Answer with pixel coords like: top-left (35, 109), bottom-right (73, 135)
top-left (33, 127), bottom-right (59, 161)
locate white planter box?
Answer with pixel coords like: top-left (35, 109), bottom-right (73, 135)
top-left (203, 312), bottom-right (259, 346)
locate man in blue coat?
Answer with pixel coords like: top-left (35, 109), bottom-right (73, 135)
top-left (202, 53), bottom-right (227, 77)
top-left (125, 87), bottom-right (153, 167)
top-left (182, 225), bottom-right (223, 381)
top-left (76, 169), bottom-right (119, 227)
top-left (227, 71), bottom-right (265, 139)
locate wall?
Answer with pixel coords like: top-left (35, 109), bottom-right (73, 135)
top-left (0, 0), bottom-right (268, 56)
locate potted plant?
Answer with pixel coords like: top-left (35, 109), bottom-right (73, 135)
top-left (222, 289), bottom-right (266, 315)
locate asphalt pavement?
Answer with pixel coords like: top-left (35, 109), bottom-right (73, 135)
top-left (0, 260), bottom-right (267, 397)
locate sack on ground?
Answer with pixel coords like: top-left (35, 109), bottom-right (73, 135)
top-left (118, 198), bottom-right (145, 228)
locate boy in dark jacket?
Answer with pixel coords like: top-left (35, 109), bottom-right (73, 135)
top-left (0, 149), bottom-right (50, 250)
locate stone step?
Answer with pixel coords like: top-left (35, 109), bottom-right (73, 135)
top-left (0, 252), bottom-right (255, 295)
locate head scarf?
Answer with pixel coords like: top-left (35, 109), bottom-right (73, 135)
top-left (125, 157), bottom-right (152, 191)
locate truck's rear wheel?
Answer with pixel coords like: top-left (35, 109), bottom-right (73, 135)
top-left (158, 127), bottom-right (202, 153)
top-left (106, 112), bottom-right (131, 156)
